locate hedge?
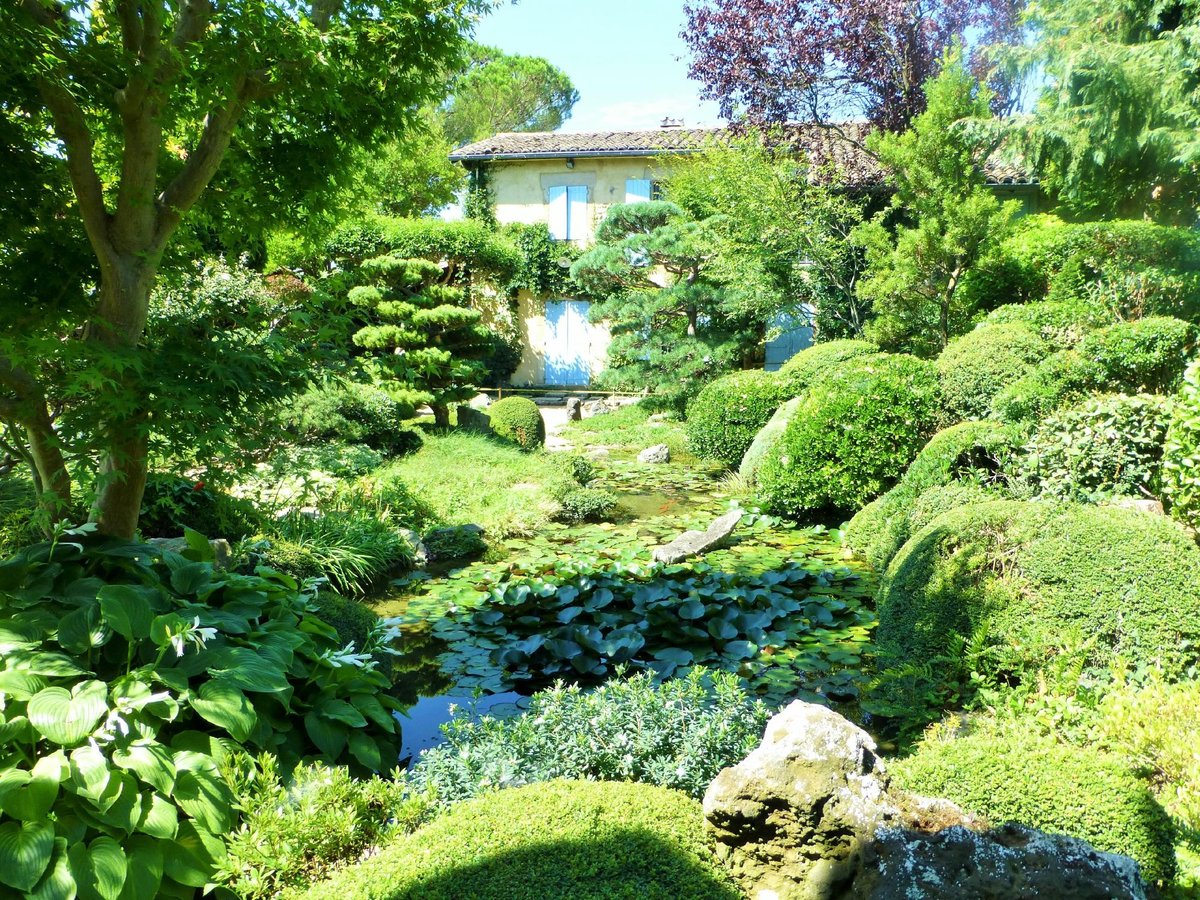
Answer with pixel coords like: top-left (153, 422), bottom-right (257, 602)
top-left (488, 396), bottom-right (546, 451)
top-left (776, 338), bottom-right (880, 388)
top-left (299, 780), bottom-right (740, 900)
top-left (892, 733), bottom-right (1176, 884)
top-left (844, 421), bottom-right (1020, 571)
top-left (1164, 359), bottom-right (1200, 528)
top-left (686, 370), bottom-right (795, 466)
top-left (876, 500), bottom-right (1200, 694)
top-left (936, 324), bottom-right (1049, 423)
top-left (758, 354), bottom-right (941, 519)
top-left (280, 381), bottom-right (421, 455)
top-left (983, 298), bottom-right (1114, 347)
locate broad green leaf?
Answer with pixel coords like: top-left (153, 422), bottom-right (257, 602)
top-left (316, 696), bottom-right (367, 728)
top-left (304, 712), bottom-right (348, 759)
top-left (69, 744), bottom-right (111, 801)
top-left (190, 681), bottom-right (256, 742)
top-left (97, 585), bottom-right (155, 641)
top-left (1, 754), bottom-right (62, 821)
top-left (207, 648), bottom-right (290, 693)
top-left (112, 743), bottom-right (175, 796)
top-left (28, 836), bottom-right (75, 900)
top-left (162, 822), bottom-right (223, 888)
top-left (57, 603), bottom-right (107, 653)
top-left (28, 681), bottom-right (108, 746)
top-left (348, 730), bottom-right (383, 771)
top-left (173, 762), bottom-right (234, 834)
top-left (23, 653), bottom-right (88, 677)
top-left (0, 819), bottom-right (55, 892)
top-left (0, 671), bottom-right (47, 699)
top-left (169, 563), bottom-right (211, 597)
top-left (68, 836), bottom-right (126, 900)
top-left (134, 791), bottom-right (179, 840)
top-left (117, 836), bottom-right (162, 900)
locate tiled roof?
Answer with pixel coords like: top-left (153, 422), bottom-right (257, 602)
top-left (448, 122), bottom-right (1037, 187)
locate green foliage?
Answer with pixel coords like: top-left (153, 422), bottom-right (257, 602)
top-left (0, 532), bottom-right (402, 898)
top-left (298, 779), bottom-right (741, 900)
top-left (874, 501), bottom-right (1200, 722)
top-left (217, 756), bottom-right (426, 899)
top-left (984, 297), bottom-right (1115, 346)
top-left (324, 217), bottom-right (520, 277)
top-left (422, 525), bottom-right (487, 562)
top-left (992, 317), bottom-right (1197, 422)
top-left (892, 732), bottom-right (1177, 884)
top-left (556, 488), bottom-right (619, 525)
top-left (776, 338), bottom-right (880, 385)
top-left (758, 354), bottom-right (942, 518)
top-left (421, 524), bottom-right (872, 702)
top-left (686, 370), bottom-right (795, 467)
top-left (487, 397), bottom-right (546, 451)
top-left (409, 669), bottom-right (769, 803)
top-left (503, 223), bottom-right (582, 298)
top-left (366, 432), bottom-right (581, 539)
top-left (854, 58), bottom-right (1020, 356)
top-left (1164, 359), bottom-right (1200, 529)
top-left (257, 508), bottom-right (414, 597)
top-left (139, 475), bottom-right (263, 541)
top-left (442, 44), bottom-right (580, 145)
top-left (845, 421), bottom-right (1021, 571)
top-left (0, 476), bottom-right (42, 558)
top-left (571, 202), bottom-right (749, 406)
top-left (563, 403), bottom-right (690, 458)
top-left (1021, 394), bottom-right (1172, 501)
top-left (279, 380), bottom-right (422, 456)
top-left (936, 324), bottom-right (1050, 422)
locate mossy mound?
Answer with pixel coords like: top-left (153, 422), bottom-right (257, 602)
top-left (936, 324), bottom-right (1049, 423)
top-left (877, 500), bottom-right (1200, 688)
top-left (892, 732), bottom-right (1177, 885)
top-left (776, 338), bottom-right (880, 387)
top-left (487, 396), bottom-right (546, 451)
top-left (299, 780), bottom-right (740, 900)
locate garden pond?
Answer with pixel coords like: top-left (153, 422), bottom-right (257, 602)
top-left (371, 455), bottom-right (877, 763)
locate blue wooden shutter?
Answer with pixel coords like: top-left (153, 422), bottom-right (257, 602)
top-left (566, 185), bottom-right (589, 241)
top-left (547, 185), bottom-right (568, 240)
top-left (625, 178), bottom-right (652, 203)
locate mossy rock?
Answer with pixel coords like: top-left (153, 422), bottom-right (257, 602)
top-left (487, 396), bottom-right (546, 451)
top-left (298, 780), bottom-right (741, 900)
top-left (877, 500), bottom-right (1200, 690)
top-left (738, 397), bottom-right (802, 484)
top-left (892, 732), bottom-right (1177, 885)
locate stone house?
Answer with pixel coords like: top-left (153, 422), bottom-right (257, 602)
top-left (449, 123), bottom-right (1041, 388)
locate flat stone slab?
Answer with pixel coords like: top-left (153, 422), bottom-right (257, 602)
top-left (652, 509), bottom-right (742, 564)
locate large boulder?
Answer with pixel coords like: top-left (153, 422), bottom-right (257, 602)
top-left (739, 396), bottom-right (802, 483)
top-left (702, 701), bottom-right (1148, 900)
top-left (638, 444), bottom-right (671, 464)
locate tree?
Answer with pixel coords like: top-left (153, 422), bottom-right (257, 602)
top-left (1011, 0), bottom-right (1200, 220)
top-left (340, 218), bottom-right (520, 426)
top-left (852, 58), bottom-right (1021, 356)
top-left (682, 0), bottom-right (1023, 131)
top-left (571, 202), bottom-right (749, 404)
top-left (663, 129), bottom-right (869, 340)
top-left (0, 0), bottom-right (474, 538)
top-left (442, 44), bottom-right (579, 146)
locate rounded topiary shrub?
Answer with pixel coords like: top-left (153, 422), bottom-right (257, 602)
top-left (984, 298), bottom-right (1115, 347)
top-left (281, 381), bottom-right (420, 455)
top-left (844, 421), bottom-right (1021, 572)
top-left (891, 733), bottom-right (1176, 885)
top-left (487, 396), bottom-right (546, 451)
top-left (936, 324), bottom-right (1049, 423)
top-left (990, 349), bottom-right (1102, 423)
top-left (298, 780), bottom-right (740, 900)
top-left (1021, 393), bottom-right (1172, 501)
top-left (776, 338), bottom-right (880, 389)
top-left (876, 500), bottom-right (1200, 695)
top-left (1077, 315), bottom-right (1197, 395)
top-left (140, 474), bottom-right (262, 540)
top-left (686, 370), bottom-right (794, 467)
top-left (556, 487), bottom-right (619, 524)
top-left (1164, 359), bottom-right (1200, 529)
top-left (757, 354), bottom-right (941, 519)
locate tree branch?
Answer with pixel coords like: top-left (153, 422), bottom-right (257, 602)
top-left (18, 0), bottom-right (64, 29)
top-left (173, 0), bottom-right (215, 49)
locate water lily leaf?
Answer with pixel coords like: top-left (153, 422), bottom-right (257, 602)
top-left (677, 600), bottom-right (706, 620)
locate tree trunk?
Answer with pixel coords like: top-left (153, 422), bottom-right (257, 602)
top-left (686, 305), bottom-right (698, 337)
top-left (87, 257), bottom-right (159, 539)
top-left (432, 403), bottom-right (451, 428)
top-left (26, 414), bottom-right (72, 529)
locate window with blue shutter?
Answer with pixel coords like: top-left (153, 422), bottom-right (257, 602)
top-left (625, 178), bottom-right (652, 203)
top-left (547, 184), bottom-right (589, 241)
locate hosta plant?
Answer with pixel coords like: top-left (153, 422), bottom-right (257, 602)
top-left (0, 528), bottom-right (403, 898)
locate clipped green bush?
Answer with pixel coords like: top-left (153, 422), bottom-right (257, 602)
top-left (422, 524), bottom-right (487, 561)
top-left (487, 396), bottom-right (546, 451)
top-left (1164, 359), bottom-right (1200, 529)
top-left (876, 500), bottom-right (1200, 706)
top-left (409, 669), bottom-right (769, 804)
top-left (984, 297), bottom-right (1114, 347)
top-left (0, 534), bottom-right (402, 899)
top-left (936, 324), bottom-right (1049, 422)
top-left (892, 732), bottom-right (1176, 885)
top-left (844, 421), bottom-right (1020, 571)
top-left (990, 349), bottom-right (1101, 422)
top-left (314, 593), bottom-right (380, 651)
top-left (299, 780), bottom-right (740, 900)
top-left (776, 338), bottom-right (880, 387)
top-left (140, 473), bottom-right (262, 540)
top-left (1021, 394), bottom-right (1172, 501)
top-left (686, 370), bottom-right (794, 466)
top-left (1077, 316), bottom-right (1197, 395)
top-left (281, 380), bottom-right (420, 454)
top-left (556, 487), bottom-right (619, 524)
top-left (758, 354), bottom-right (941, 519)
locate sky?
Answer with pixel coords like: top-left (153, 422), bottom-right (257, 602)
top-left (472, 0), bottom-right (724, 133)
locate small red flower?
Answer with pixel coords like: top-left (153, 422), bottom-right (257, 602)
top-left (193, 481), bottom-right (206, 491)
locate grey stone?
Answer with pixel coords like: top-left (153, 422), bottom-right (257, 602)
top-left (739, 396), bottom-right (802, 483)
top-left (637, 444), bottom-right (671, 464)
top-left (468, 393), bottom-right (493, 409)
top-left (652, 510), bottom-right (742, 564)
top-left (1109, 496), bottom-right (1166, 517)
top-left (582, 400), bottom-right (609, 418)
top-left (585, 448), bottom-right (610, 460)
top-left (399, 529), bottom-right (430, 568)
top-left (703, 700), bottom-right (1148, 900)
top-left (566, 397), bottom-right (582, 421)
top-left (147, 537), bottom-right (233, 571)
top-left (457, 405), bottom-right (494, 434)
